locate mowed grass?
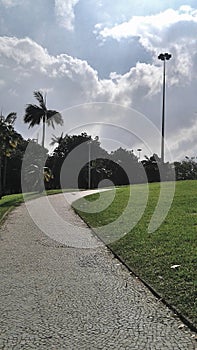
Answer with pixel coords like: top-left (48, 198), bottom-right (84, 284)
top-left (73, 180), bottom-right (197, 327)
top-left (0, 189), bottom-right (66, 223)
top-left (0, 193), bottom-right (24, 222)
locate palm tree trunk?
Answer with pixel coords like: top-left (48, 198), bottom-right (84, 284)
top-left (42, 116), bottom-right (46, 148)
top-left (42, 93), bottom-right (47, 149)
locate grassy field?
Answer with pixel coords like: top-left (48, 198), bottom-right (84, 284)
top-left (73, 180), bottom-right (197, 327)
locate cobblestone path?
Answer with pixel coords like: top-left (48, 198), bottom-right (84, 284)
top-left (0, 193), bottom-right (196, 349)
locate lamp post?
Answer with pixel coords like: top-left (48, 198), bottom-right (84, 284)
top-left (88, 140), bottom-right (92, 189)
top-left (158, 52), bottom-right (172, 163)
top-left (137, 148), bottom-right (142, 160)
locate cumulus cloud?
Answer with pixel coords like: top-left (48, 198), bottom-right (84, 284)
top-left (0, 36), bottom-right (99, 102)
top-left (0, 36), bottom-right (150, 108)
top-left (169, 116), bottom-right (197, 160)
top-left (0, 35), bottom-right (163, 153)
top-left (0, 34), bottom-right (197, 160)
top-left (96, 6), bottom-right (197, 88)
top-left (94, 6), bottom-right (197, 159)
top-left (96, 6), bottom-right (197, 45)
top-left (54, 0), bottom-right (80, 31)
top-left (0, 36), bottom-right (117, 122)
top-left (0, 36), bottom-right (53, 67)
top-left (0, 0), bottom-right (23, 7)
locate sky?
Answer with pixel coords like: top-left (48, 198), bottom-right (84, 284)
top-left (0, 0), bottom-right (197, 161)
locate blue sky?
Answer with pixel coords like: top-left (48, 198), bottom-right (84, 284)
top-left (0, 0), bottom-right (197, 160)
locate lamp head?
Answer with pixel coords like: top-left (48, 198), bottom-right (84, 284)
top-left (158, 52), bottom-right (172, 61)
top-left (165, 53), bottom-right (172, 60)
top-left (158, 53), bottom-right (165, 60)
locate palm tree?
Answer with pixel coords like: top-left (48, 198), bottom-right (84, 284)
top-left (24, 91), bottom-right (63, 148)
top-left (24, 163), bottom-right (53, 193)
top-left (0, 112), bottom-right (17, 125)
top-left (50, 132), bottom-right (65, 147)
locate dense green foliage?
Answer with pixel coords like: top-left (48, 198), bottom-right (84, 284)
top-left (0, 112), bottom-right (24, 198)
top-left (47, 133), bottom-right (174, 189)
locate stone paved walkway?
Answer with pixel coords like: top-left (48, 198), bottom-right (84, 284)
top-left (0, 192), bottom-right (196, 349)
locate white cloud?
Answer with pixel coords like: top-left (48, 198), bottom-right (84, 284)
top-left (169, 116), bottom-right (197, 160)
top-left (0, 35), bottom-right (197, 160)
top-left (55, 0), bottom-right (80, 31)
top-left (0, 0), bottom-right (23, 7)
top-left (97, 6), bottom-right (197, 44)
top-left (96, 6), bottom-right (197, 87)
top-left (0, 36), bottom-right (163, 153)
top-left (0, 36), bottom-right (117, 118)
top-left (0, 36), bottom-right (54, 67)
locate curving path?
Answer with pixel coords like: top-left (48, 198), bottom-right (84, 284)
top-left (0, 191), bottom-right (196, 349)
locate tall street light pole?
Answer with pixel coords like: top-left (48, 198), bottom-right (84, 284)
top-left (158, 52), bottom-right (172, 163)
top-left (88, 140), bottom-right (92, 189)
top-left (137, 148), bottom-right (142, 160)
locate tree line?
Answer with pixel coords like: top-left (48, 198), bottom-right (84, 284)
top-left (1, 91), bottom-right (197, 198)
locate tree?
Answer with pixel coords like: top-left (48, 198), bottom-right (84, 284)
top-left (48, 133), bottom-right (109, 189)
top-left (5, 138), bottom-right (28, 194)
top-left (50, 132), bottom-right (65, 147)
top-left (110, 148), bottom-right (143, 185)
top-left (0, 112), bottom-right (19, 198)
top-left (174, 158), bottom-right (197, 180)
top-left (142, 154), bottom-right (174, 183)
top-left (24, 91), bottom-right (63, 148)
top-left (22, 140), bottom-right (49, 193)
top-left (142, 154), bottom-right (161, 183)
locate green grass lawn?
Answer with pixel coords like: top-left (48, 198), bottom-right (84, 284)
top-left (73, 180), bottom-right (197, 327)
top-left (0, 189), bottom-right (66, 223)
top-left (0, 193), bottom-right (25, 222)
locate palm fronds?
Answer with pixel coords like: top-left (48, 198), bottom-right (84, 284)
top-left (50, 132), bottom-right (65, 146)
top-left (0, 112), bottom-right (17, 124)
top-left (5, 112), bottom-right (17, 124)
top-left (24, 91), bottom-right (63, 147)
top-left (33, 91), bottom-right (46, 110)
top-left (46, 110), bottom-right (63, 128)
top-left (24, 105), bottom-right (43, 127)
